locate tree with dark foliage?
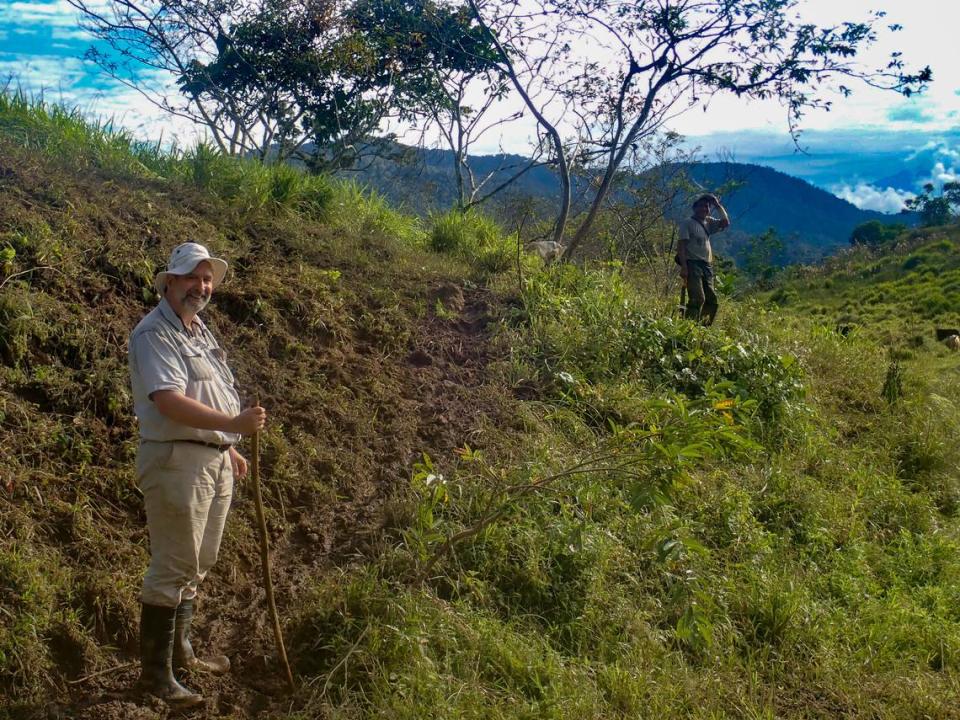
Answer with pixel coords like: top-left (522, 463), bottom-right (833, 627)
top-left (904, 183), bottom-right (960, 228)
top-left (70, 0), bottom-right (497, 171)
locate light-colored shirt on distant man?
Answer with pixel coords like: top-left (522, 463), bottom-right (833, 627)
top-left (678, 216), bottom-right (726, 264)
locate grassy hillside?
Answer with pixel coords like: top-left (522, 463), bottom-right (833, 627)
top-left (3, 94), bottom-right (960, 720)
top-left (763, 226), bottom-right (960, 352)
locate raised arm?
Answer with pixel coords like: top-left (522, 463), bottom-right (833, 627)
top-left (711, 197), bottom-right (730, 231)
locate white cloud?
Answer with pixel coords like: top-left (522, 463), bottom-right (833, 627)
top-left (4, 1), bottom-right (83, 26)
top-left (0, 0), bottom-right (112, 27)
top-left (928, 162), bottom-right (959, 186)
top-left (0, 50), bottom-right (200, 147)
top-left (88, 85), bottom-right (204, 146)
top-left (903, 141), bottom-right (960, 189)
top-left (0, 53), bottom-right (89, 92)
top-left (831, 183), bottom-right (914, 213)
top-left (51, 25), bottom-right (94, 41)
top-left (667, 0), bottom-right (959, 138)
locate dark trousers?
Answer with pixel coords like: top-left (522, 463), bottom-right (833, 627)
top-left (685, 259), bottom-right (718, 325)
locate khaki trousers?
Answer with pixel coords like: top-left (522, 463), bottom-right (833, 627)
top-left (137, 441), bottom-right (234, 608)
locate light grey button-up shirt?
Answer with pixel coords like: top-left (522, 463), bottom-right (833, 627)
top-left (129, 298), bottom-right (241, 445)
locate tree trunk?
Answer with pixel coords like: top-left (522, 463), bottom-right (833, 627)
top-left (466, 0), bottom-right (571, 241)
top-left (563, 73), bottom-right (670, 259)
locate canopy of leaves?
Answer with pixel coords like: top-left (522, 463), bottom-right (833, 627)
top-left (75, 0), bottom-right (498, 169)
top-left (348, 0), bottom-right (501, 111)
top-left (849, 219), bottom-right (907, 248)
top-left (904, 182), bottom-right (960, 228)
top-left (176, 0), bottom-right (397, 166)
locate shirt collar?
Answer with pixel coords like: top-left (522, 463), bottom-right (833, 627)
top-left (158, 297), bottom-right (206, 336)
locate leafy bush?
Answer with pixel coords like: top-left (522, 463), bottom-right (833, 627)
top-left (518, 266), bottom-right (805, 438)
top-left (770, 287), bottom-right (799, 305)
top-left (849, 220), bottom-right (906, 248)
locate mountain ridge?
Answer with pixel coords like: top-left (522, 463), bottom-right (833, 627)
top-left (342, 147), bottom-right (913, 264)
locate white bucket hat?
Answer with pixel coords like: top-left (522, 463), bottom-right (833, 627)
top-left (154, 242), bottom-right (228, 294)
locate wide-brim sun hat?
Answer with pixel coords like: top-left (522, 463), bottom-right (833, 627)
top-left (154, 242), bottom-right (228, 294)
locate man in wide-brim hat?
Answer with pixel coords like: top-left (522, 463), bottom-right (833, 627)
top-left (677, 194), bottom-right (730, 325)
top-left (128, 241), bottom-right (266, 707)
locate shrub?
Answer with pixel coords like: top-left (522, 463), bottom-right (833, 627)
top-left (902, 254), bottom-right (926, 271)
top-left (770, 287), bottom-right (798, 306)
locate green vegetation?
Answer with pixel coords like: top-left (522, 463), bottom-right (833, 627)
top-left (3, 95), bottom-right (960, 719)
top-left (287, 281), bottom-right (960, 718)
top-left (904, 182), bottom-right (960, 228)
top-left (762, 226), bottom-right (960, 352)
top-left (850, 219), bottom-right (908, 249)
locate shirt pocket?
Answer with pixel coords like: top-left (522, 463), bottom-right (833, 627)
top-left (179, 342), bottom-right (214, 382)
top-left (211, 347), bottom-right (236, 384)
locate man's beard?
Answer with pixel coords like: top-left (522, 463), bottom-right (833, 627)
top-left (182, 291), bottom-right (210, 313)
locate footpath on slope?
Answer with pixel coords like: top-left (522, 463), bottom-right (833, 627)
top-left (0, 141), bottom-right (517, 719)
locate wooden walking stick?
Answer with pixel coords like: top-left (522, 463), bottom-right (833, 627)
top-left (250, 403), bottom-right (296, 693)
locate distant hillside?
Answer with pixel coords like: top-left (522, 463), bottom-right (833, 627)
top-left (345, 149), bottom-right (913, 264)
top-left (340, 146), bottom-right (562, 213)
top-left (683, 162), bottom-right (914, 264)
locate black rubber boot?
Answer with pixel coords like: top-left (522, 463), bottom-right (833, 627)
top-left (174, 598), bottom-right (230, 675)
top-left (139, 603), bottom-right (204, 707)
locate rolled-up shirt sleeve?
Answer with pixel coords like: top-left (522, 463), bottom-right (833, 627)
top-left (132, 330), bottom-right (188, 398)
top-left (706, 217), bottom-right (726, 234)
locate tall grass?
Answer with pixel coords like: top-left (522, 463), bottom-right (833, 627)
top-left (427, 209), bottom-right (519, 278)
top-left (286, 262), bottom-right (960, 719)
top-left (0, 90), bottom-right (159, 177)
top-left (0, 91), bottom-right (341, 221)
top-left (325, 179), bottom-right (424, 244)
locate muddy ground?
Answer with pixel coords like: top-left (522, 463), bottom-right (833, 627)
top-left (0, 142), bottom-right (517, 718)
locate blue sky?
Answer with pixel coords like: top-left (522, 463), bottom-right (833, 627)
top-left (2, 0), bottom-right (958, 213)
top-left (1, 2), bottom-right (106, 93)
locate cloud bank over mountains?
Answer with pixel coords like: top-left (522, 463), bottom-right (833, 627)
top-left (829, 184), bottom-right (915, 214)
top-left (689, 129), bottom-right (960, 214)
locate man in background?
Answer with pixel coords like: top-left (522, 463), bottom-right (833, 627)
top-left (677, 194), bottom-right (730, 325)
top-left (129, 242), bottom-right (266, 707)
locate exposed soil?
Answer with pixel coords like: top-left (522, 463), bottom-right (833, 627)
top-left (0, 142), bottom-right (516, 718)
